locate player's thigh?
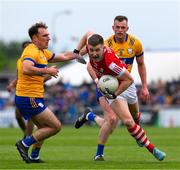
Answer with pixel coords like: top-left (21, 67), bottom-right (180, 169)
top-left (15, 108), bottom-right (22, 118)
top-left (128, 102), bottom-right (139, 115)
top-left (99, 96), bottom-right (117, 120)
top-left (31, 107), bottom-right (61, 129)
top-left (111, 99), bottom-right (133, 121)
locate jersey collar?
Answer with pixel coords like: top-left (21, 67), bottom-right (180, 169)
top-left (113, 34), bottom-right (128, 43)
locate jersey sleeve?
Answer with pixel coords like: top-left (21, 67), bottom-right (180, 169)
top-left (104, 35), bottom-right (113, 48)
top-left (135, 38), bottom-right (144, 58)
top-left (105, 49), bottom-right (126, 77)
top-left (22, 45), bottom-right (38, 64)
top-left (44, 49), bottom-right (55, 61)
top-left (104, 39), bottom-right (109, 47)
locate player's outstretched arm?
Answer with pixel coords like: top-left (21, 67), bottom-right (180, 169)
top-left (49, 52), bottom-right (75, 63)
top-left (75, 31), bottom-right (95, 52)
top-left (6, 78), bottom-right (17, 92)
top-left (136, 56), bottom-right (150, 102)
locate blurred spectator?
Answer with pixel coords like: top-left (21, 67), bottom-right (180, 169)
top-left (3, 76), bottom-right (180, 124)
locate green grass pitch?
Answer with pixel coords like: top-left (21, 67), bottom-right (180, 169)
top-left (0, 126), bottom-right (180, 169)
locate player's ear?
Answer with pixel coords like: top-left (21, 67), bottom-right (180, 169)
top-left (32, 34), bottom-right (38, 42)
top-left (126, 26), bottom-right (129, 32)
top-left (112, 25), bottom-right (115, 31)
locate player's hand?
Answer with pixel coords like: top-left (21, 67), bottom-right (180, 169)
top-left (140, 86), bottom-right (150, 102)
top-left (43, 74), bottom-right (52, 82)
top-left (102, 88), bottom-right (117, 99)
top-left (77, 56), bottom-right (86, 64)
top-left (94, 78), bottom-right (99, 87)
top-left (96, 81), bottom-right (116, 99)
top-left (6, 84), bottom-right (14, 92)
top-left (76, 55), bottom-right (86, 64)
top-left (73, 49), bottom-right (86, 64)
top-left (46, 65), bottom-right (59, 78)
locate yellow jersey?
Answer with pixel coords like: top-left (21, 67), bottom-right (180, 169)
top-left (16, 43), bottom-right (55, 98)
top-left (104, 34), bottom-right (144, 72)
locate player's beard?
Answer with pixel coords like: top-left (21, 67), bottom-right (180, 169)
top-left (115, 33), bottom-right (125, 43)
top-left (93, 55), bottom-right (102, 62)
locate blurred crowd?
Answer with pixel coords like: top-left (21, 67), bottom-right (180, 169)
top-left (138, 78), bottom-right (180, 106)
top-left (44, 77), bottom-right (180, 123)
top-left (0, 77), bottom-right (180, 124)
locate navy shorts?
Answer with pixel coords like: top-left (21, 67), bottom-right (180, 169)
top-left (15, 95), bottom-right (47, 120)
top-left (96, 87), bottom-right (103, 102)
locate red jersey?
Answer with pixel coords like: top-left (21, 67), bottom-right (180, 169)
top-left (89, 47), bottom-right (127, 79)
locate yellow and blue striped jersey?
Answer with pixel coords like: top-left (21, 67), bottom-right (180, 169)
top-left (104, 34), bottom-right (144, 72)
top-left (16, 43), bottom-right (55, 98)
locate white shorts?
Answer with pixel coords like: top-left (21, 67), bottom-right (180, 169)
top-left (108, 83), bottom-right (138, 105)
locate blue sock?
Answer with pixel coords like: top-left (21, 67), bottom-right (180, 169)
top-left (30, 147), bottom-right (41, 159)
top-left (22, 135), bottom-right (36, 147)
top-left (96, 144), bottom-right (104, 156)
top-left (87, 112), bottom-right (96, 121)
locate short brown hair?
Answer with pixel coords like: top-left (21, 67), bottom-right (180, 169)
top-left (114, 15), bottom-right (128, 22)
top-left (28, 22), bottom-right (48, 39)
top-left (88, 34), bottom-right (104, 46)
top-left (21, 41), bottom-right (31, 49)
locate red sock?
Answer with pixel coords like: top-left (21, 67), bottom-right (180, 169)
top-left (128, 123), bottom-right (154, 153)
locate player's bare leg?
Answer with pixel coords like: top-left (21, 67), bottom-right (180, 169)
top-left (90, 97), bottom-right (119, 161)
top-left (15, 108), bottom-right (26, 134)
top-left (75, 97), bottom-right (118, 161)
top-left (128, 102), bottom-right (143, 146)
top-left (128, 102), bottom-right (141, 125)
top-left (15, 108), bottom-right (34, 138)
top-left (16, 108), bottom-right (61, 163)
top-left (97, 97), bottom-right (118, 137)
top-left (94, 108), bottom-right (118, 161)
top-left (111, 99), bottom-right (166, 161)
top-left (24, 119), bottom-right (34, 136)
top-left (31, 108), bottom-right (61, 141)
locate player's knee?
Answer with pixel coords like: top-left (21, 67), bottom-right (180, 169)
top-left (123, 118), bottom-right (134, 128)
top-left (109, 116), bottom-right (117, 126)
top-left (53, 121), bottom-right (62, 134)
top-left (105, 116), bottom-right (117, 132)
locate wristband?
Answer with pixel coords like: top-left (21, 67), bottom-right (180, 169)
top-left (73, 49), bottom-right (80, 54)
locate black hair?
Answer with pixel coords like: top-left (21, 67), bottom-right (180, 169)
top-left (28, 22), bottom-right (48, 40)
top-left (114, 15), bottom-right (128, 22)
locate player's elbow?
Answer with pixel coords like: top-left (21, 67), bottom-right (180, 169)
top-left (22, 66), bottom-right (31, 75)
top-left (129, 77), bottom-right (134, 85)
top-left (52, 121), bottom-right (62, 135)
top-left (86, 31), bottom-right (94, 37)
top-left (127, 76), bottom-right (134, 87)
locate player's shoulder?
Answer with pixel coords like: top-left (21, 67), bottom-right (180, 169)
top-left (25, 43), bottom-right (35, 50)
top-left (127, 34), bottom-right (142, 47)
top-left (22, 43), bottom-right (39, 59)
top-left (43, 49), bottom-right (52, 54)
top-left (128, 34), bottom-right (141, 43)
top-left (104, 46), bottom-right (114, 54)
top-left (104, 35), bottom-right (114, 47)
top-left (23, 43), bottom-right (39, 54)
top-left (104, 47), bottom-right (117, 62)
top-left (105, 35), bottom-right (114, 41)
